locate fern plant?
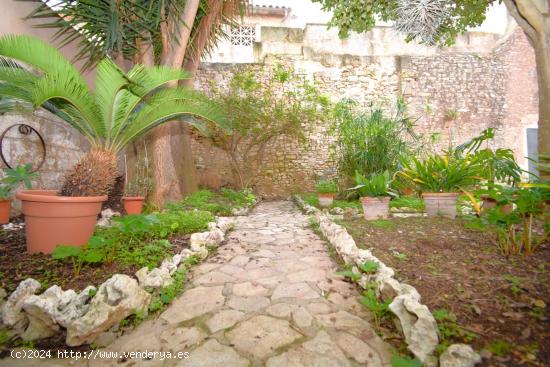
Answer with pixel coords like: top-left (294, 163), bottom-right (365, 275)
top-left (0, 35), bottom-right (225, 196)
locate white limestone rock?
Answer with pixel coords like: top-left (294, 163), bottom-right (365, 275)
top-left (389, 294), bottom-right (439, 364)
top-left (160, 254), bottom-right (183, 275)
top-left (215, 217), bottom-right (235, 233)
top-left (66, 274), bottom-right (151, 346)
top-left (97, 209), bottom-right (120, 227)
top-left (231, 207), bottom-right (249, 216)
top-left (21, 285), bottom-right (66, 340)
top-left (135, 267), bottom-right (173, 289)
top-left (1, 279), bottom-right (41, 332)
top-left (440, 344), bottom-right (482, 367)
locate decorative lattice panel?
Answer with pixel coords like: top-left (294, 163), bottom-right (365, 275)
top-left (230, 25), bottom-right (256, 46)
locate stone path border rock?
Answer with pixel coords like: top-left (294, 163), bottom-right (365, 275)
top-left (294, 195), bottom-right (482, 367)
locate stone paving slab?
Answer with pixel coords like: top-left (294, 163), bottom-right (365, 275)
top-left (1, 201), bottom-right (392, 367)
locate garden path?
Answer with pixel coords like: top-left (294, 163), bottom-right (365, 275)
top-left (17, 201), bottom-right (393, 366)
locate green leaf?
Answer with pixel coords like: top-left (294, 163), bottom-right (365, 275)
top-left (358, 260), bottom-right (379, 274)
top-left (391, 355), bottom-right (423, 367)
top-left (52, 245), bottom-right (82, 260)
top-left (81, 249), bottom-right (105, 264)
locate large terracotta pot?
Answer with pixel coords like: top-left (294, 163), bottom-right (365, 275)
top-left (0, 199), bottom-right (11, 224)
top-left (422, 192), bottom-right (459, 219)
top-left (122, 196), bottom-right (145, 215)
top-left (361, 196), bottom-right (390, 220)
top-left (318, 193), bottom-right (335, 207)
top-left (16, 190), bottom-right (107, 254)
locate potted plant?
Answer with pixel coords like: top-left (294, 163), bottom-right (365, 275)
top-left (349, 171), bottom-right (393, 220)
top-left (316, 180), bottom-right (337, 207)
top-left (122, 148), bottom-right (153, 215)
top-left (398, 154), bottom-right (480, 219)
top-left (0, 35), bottom-right (224, 253)
top-left (0, 164), bottom-right (38, 224)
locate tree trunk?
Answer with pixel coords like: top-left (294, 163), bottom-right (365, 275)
top-left (503, 0), bottom-right (550, 178)
top-left (533, 35), bottom-right (550, 178)
top-left (172, 0), bottom-right (225, 195)
top-left (149, 0), bottom-right (201, 207)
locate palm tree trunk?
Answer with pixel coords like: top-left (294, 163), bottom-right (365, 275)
top-left (60, 149), bottom-right (118, 197)
top-left (148, 0), bottom-right (201, 208)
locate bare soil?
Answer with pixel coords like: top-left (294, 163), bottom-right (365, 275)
top-left (340, 216), bottom-right (549, 367)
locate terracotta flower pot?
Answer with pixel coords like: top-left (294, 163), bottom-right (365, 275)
top-left (122, 196), bottom-right (145, 215)
top-left (480, 195), bottom-right (512, 214)
top-left (422, 192), bottom-right (460, 219)
top-left (0, 199), bottom-right (11, 224)
top-left (361, 196), bottom-right (390, 220)
top-left (16, 190), bottom-right (107, 254)
top-left (318, 193), bottom-right (335, 207)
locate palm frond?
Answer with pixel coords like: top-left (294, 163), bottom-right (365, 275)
top-left (127, 64), bottom-right (189, 95)
top-left (94, 58), bottom-right (130, 139)
top-left (111, 98), bottom-right (225, 152)
top-left (0, 34), bottom-right (83, 81)
top-left (31, 72), bottom-right (102, 140)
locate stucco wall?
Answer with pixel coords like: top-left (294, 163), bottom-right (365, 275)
top-left (0, 111), bottom-right (89, 212)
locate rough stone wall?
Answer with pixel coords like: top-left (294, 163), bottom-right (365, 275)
top-left (192, 27), bottom-right (538, 197)
top-left (0, 110), bottom-right (89, 197)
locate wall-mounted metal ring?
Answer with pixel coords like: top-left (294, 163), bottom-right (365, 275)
top-left (0, 124), bottom-right (46, 173)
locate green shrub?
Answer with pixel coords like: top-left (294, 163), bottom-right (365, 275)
top-left (52, 209), bottom-right (213, 271)
top-left (349, 171), bottom-right (393, 197)
top-left (398, 154), bottom-right (480, 193)
top-left (475, 183), bottom-right (549, 255)
top-left (455, 128), bottom-right (523, 186)
top-left (171, 188), bottom-right (255, 216)
top-left (330, 98), bottom-right (419, 179)
top-left (0, 164), bottom-right (39, 200)
top-left (316, 180), bottom-right (337, 194)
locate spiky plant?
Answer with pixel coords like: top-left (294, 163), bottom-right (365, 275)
top-left (0, 34), bottom-right (225, 197)
top-left (394, 0), bottom-right (451, 45)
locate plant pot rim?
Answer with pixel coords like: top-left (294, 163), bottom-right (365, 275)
top-left (122, 196), bottom-right (145, 201)
top-left (361, 196), bottom-right (391, 202)
top-left (16, 190), bottom-right (107, 203)
top-left (421, 192), bottom-right (460, 198)
top-left (0, 198), bottom-right (12, 202)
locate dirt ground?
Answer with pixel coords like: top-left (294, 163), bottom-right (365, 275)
top-left (340, 216), bottom-right (549, 367)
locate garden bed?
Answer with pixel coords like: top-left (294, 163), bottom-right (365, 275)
top-left (0, 220), bottom-right (190, 293)
top-left (339, 216), bottom-right (550, 367)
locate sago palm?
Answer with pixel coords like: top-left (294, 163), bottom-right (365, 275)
top-left (0, 34), bottom-right (225, 196)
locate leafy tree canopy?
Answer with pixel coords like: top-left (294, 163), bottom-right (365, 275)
top-left (312, 0), bottom-right (494, 45)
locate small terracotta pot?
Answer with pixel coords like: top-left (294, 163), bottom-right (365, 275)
top-left (122, 196), bottom-right (145, 215)
top-left (16, 190), bottom-right (107, 254)
top-left (361, 196), bottom-right (390, 220)
top-left (0, 199), bottom-right (11, 224)
top-left (480, 195), bottom-right (512, 214)
top-left (422, 192), bottom-right (459, 219)
top-left (318, 193), bottom-right (335, 207)
top-left (402, 187), bottom-right (414, 196)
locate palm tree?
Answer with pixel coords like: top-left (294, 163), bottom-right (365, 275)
top-left (20, 0), bottom-right (246, 204)
top-left (0, 34), bottom-right (225, 197)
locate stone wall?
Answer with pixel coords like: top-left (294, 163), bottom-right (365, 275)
top-left (191, 26), bottom-right (538, 197)
top-left (0, 110), bottom-right (89, 207)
